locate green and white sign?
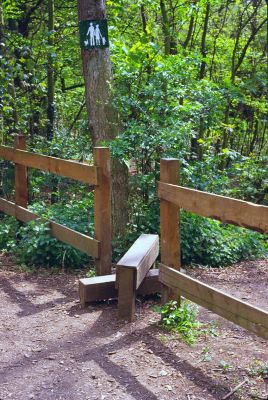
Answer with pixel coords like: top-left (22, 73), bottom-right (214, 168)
top-left (79, 19), bottom-right (109, 49)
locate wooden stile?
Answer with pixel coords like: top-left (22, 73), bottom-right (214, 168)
top-left (79, 275), bottom-right (117, 307)
top-left (159, 264), bottom-right (268, 340)
top-left (117, 267), bottom-right (136, 321)
top-left (158, 183), bottom-right (268, 234)
top-left (117, 234), bottom-right (159, 321)
top-left (94, 147), bottom-right (112, 275)
top-left (79, 269), bottom-right (161, 307)
top-left (14, 135), bottom-right (28, 209)
top-left (0, 197), bottom-right (100, 258)
top-left (0, 145), bottom-right (99, 185)
top-left (160, 159), bottom-right (180, 304)
top-left (116, 234), bottom-right (159, 289)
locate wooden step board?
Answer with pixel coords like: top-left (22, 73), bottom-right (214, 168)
top-left (116, 234), bottom-right (159, 321)
top-left (79, 269), bottom-right (161, 307)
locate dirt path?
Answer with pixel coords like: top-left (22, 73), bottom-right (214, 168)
top-left (0, 257), bottom-right (267, 400)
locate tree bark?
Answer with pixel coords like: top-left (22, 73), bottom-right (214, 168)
top-left (0, 0), bottom-right (4, 140)
top-left (199, 1), bottom-right (210, 80)
top-left (77, 0), bottom-right (128, 236)
top-left (47, 0), bottom-right (55, 140)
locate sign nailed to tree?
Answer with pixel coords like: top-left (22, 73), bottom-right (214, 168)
top-left (79, 19), bottom-right (109, 49)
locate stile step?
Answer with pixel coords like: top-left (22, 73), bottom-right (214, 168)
top-left (79, 269), bottom-right (160, 307)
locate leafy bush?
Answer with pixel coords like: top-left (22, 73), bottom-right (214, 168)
top-left (0, 215), bottom-right (18, 253)
top-left (181, 212), bottom-right (267, 267)
top-left (12, 220), bottom-right (90, 269)
top-left (160, 300), bottom-right (200, 344)
top-left (0, 193), bottom-right (94, 270)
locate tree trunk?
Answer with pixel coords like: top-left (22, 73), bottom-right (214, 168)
top-left (199, 1), bottom-right (210, 80)
top-left (77, 0), bottom-right (128, 237)
top-left (0, 0), bottom-right (4, 140)
top-left (47, 0), bottom-right (55, 140)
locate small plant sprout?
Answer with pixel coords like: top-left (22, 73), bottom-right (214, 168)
top-left (160, 300), bottom-right (201, 345)
top-left (201, 346), bottom-right (212, 362)
top-left (219, 359), bottom-right (233, 372)
top-left (248, 360), bottom-right (268, 378)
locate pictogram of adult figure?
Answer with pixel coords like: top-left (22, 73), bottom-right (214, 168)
top-left (87, 22), bottom-right (95, 46)
top-left (95, 24), bottom-right (102, 46)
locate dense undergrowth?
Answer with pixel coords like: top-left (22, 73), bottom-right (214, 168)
top-left (0, 199), bottom-right (267, 271)
top-left (0, 131), bottom-right (267, 271)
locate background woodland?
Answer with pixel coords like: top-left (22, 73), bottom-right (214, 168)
top-left (0, 0), bottom-right (267, 270)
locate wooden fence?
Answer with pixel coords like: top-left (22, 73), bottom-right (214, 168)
top-left (158, 158), bottom-right (268, 340)
top-left (0, 135), bottom-right (112, 275)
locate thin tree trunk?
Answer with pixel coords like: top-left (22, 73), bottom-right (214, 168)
top-left (47, 0), bottom-right (55, 140)
top-left (199, 1), bottom-right (210, 80)
top-left (77, 0), bottom-right (128, 237)
top-left (160, 0), bottom-right (170, 55)
top-left (0, 0), bottom-right (4, 141)
top-left (183, 15), bottom-right (194, 49)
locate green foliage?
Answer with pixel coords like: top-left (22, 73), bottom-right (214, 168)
top-left (12, 220), bottom-right (90, 268)
top-left (181, 212), bottom-right (267, 267)
top-left (248, 360), bottom-right (268, 379)
top-left (160, 300), bottom-right (201, 344)
top-left (0, 194), bottom-right (94, 269)
top-left (219, 360), bottom-right (233, 372)
top-left (0, 0), bottom-right (267, 272)
top-left (0, 215), bottom-right (18, 253)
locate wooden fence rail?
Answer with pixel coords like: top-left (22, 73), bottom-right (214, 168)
top-left (0, 135), bottom-right (111, 275)
top-left (158, 182), bottom-right (268, 234)
top-left (0, 145), bottom-right (99, 185)
top-left (159, 264), bottom-right (268, 340)
top-left (158, 158), bottom-right (268, 340)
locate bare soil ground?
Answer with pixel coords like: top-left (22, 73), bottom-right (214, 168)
top-left (0, 256), bottom-right (267, 400)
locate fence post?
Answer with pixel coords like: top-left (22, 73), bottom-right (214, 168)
top-left (93, 147), bottom-right (112, 275)
top-left (15, 135), bottom-right (28, 208)
top-left (160, 158), bottom-right (181, 304)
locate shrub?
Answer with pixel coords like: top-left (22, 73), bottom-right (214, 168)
top-left (181, 211), bottom-right (267, 267)
top-left (13, 220), bottom-right (91, 269)
top-left (160, 300), bottom-right (201, 344)
top-left (0, 215), bottom-right (18, 253)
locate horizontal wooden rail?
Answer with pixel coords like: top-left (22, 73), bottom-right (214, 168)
top-left (159, 264), bottom-right (268, 340)
top-left (0, 145), bottom-right (99, 185)
top-left (0, 197), bottom-right (100, 258)
top-left (158, 182), bottom-right (268, 233)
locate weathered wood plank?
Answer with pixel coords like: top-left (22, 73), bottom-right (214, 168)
top-left (160, 159), bottom-right (180, 304)
top-left (14, 135), bottom-right (28, 208)
top-left (118, 267), bottom-right (136, 321)
top-left (0, 146), bottom-right (14, 161)
top-left (94, 147), bottom-right (112, 275)
top-left (79, 269), bottom-right (161, 306)
top-left (137, 268), bottom-right (160, 295)
top-left (159, 264), bottom-right (268, 340)
top-left (116, 234), bottom-right (159, 289)
top-left (79, 275), bottom-right (117, 307)
top-left (117, 234), bottom-right (159, 321)
top-left (158, 182), bottom-right (268, 234)
top-left (0, 145), bottom-right (99, 185)
top-left (0, 197), bottom-right (99, 257)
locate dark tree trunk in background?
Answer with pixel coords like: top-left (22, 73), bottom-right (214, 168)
top-left (77, 0), bottom-right (128, 237)
top-left (47, 0), bottom-right (55, 140)
top-left (199, 1), bottom-right (210, 80)
top-left (191, 1), bottom-right (210, 160)
top-left (0, 0), bottom-right (4, 138)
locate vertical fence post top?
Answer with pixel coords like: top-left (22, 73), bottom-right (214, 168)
top-left (14, 134), bottom-right (26, 145)
top-left (93, 146), bottom-right (110, 150)
top-left (161, 158), bottom-right (180, 162)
